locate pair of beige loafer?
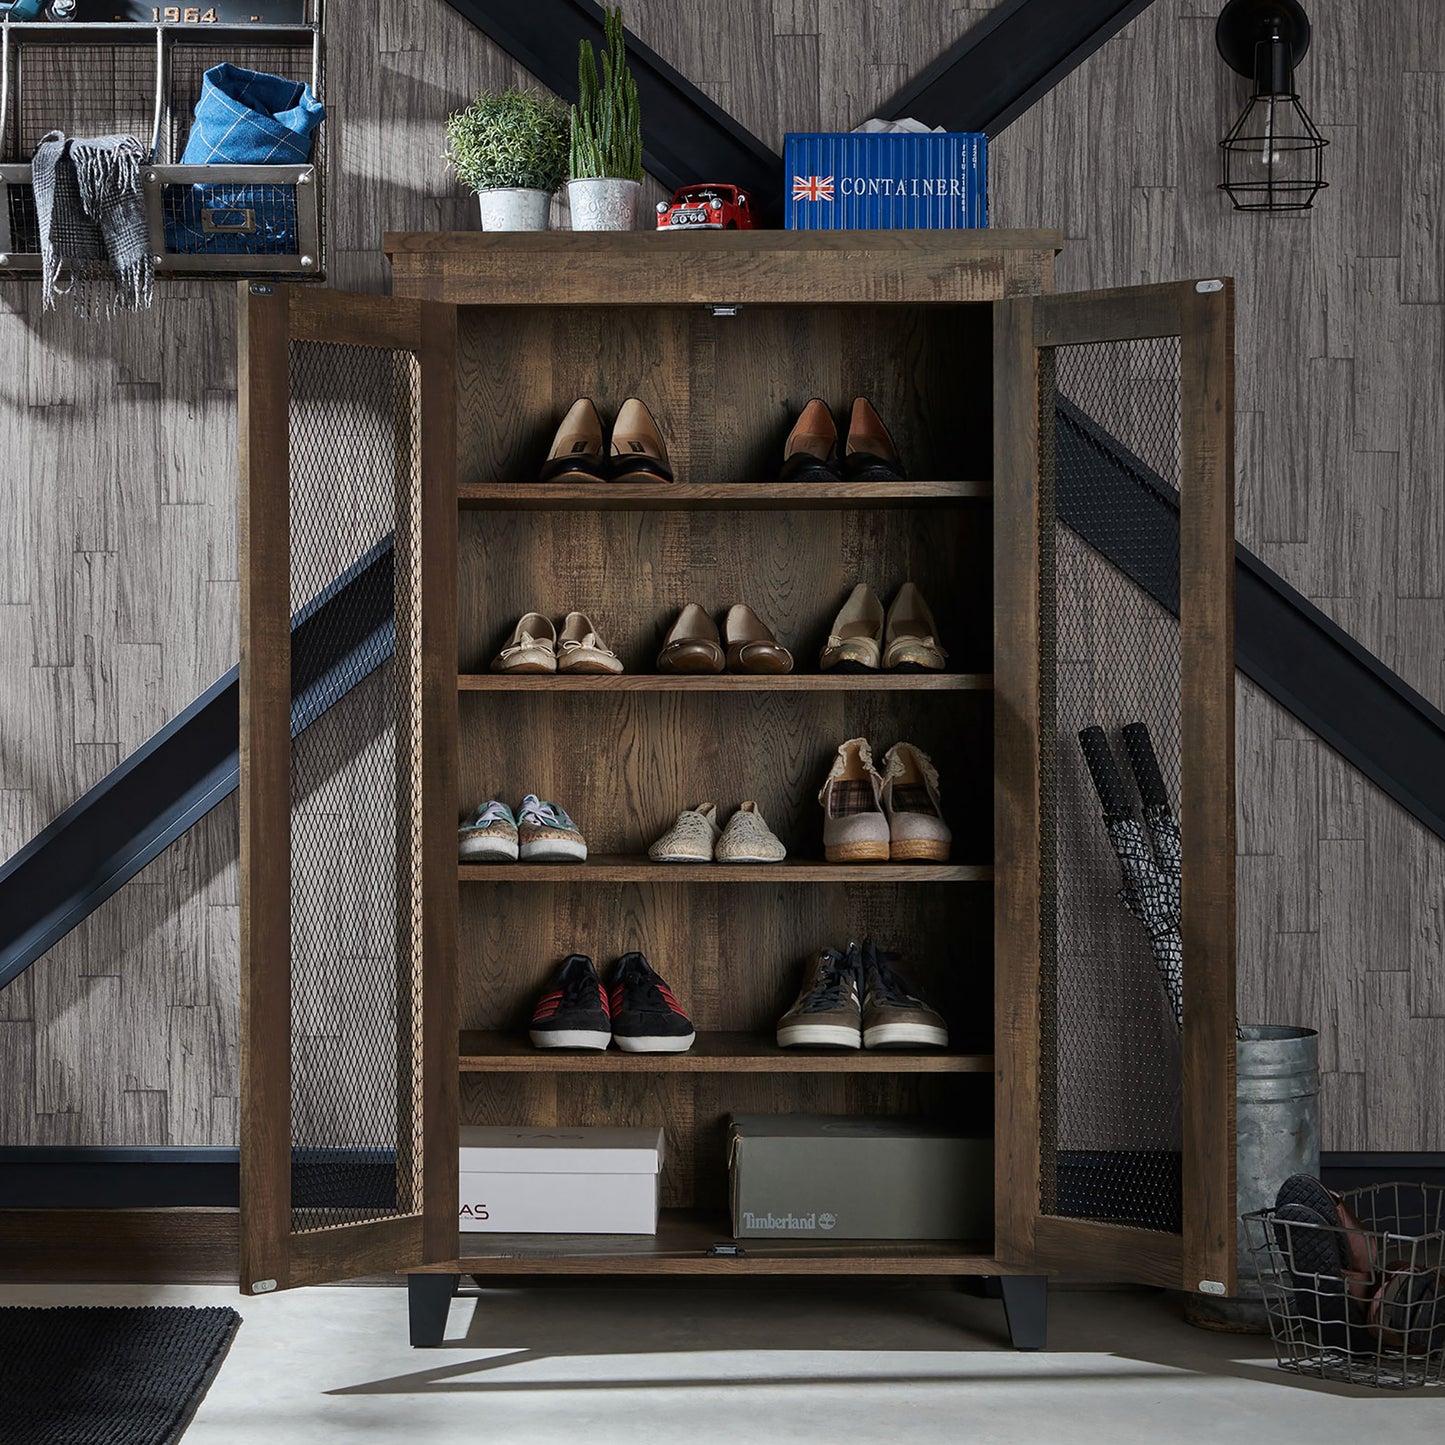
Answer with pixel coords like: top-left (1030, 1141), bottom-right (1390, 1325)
top-left (491, 611), bottom-right (623, 675)
top-left (656, 603), bottom-right (793, 675)
top-left (648, 801), bottom-right (786, 863)
top-left (819, 582), bottom-right (946, 673)
top-left (818, 738), bottom-right (951, 863)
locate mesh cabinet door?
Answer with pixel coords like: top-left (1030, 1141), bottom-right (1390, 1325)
top-left (239, 285), bottom-right (458, 1293)
top-left (994, 281), bottom-right (1236, 1295)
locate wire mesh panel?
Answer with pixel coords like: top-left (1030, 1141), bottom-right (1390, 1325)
top-left (287, 339), bottom-right (424, 1233)
top-left (1039, 336), bottom-right (1186, 1234)
top-left (16, 44), bottom-right (160, 155)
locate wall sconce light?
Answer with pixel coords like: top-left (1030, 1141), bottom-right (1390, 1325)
top-left (1216, 0), bottom-right (1327, 211)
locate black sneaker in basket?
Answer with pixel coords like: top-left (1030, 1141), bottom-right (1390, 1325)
top-left (608, 952), bottom-right (695, 1054)
top-left (529, 954), bottom-right (611, 1050)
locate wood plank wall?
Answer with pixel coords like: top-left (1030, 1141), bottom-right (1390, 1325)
top-left (0, 0), bottom-right (1439, 1151)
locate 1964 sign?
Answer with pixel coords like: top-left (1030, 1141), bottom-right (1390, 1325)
top-left (60, 1), bottom-right (309, 21)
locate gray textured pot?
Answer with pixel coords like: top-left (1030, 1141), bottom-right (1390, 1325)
top-left (568, 178), bottom-right (641, 231)
top-left (477, 188), bottom-right (551, 232)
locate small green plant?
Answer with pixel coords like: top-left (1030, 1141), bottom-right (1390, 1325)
top-left (444, 88), bottom-right (571, 194)
top-left (570, 7), bottom-right (642, 181)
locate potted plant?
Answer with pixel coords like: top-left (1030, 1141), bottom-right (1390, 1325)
top-left (568, 6), bottom-right (643, 230)
top-left (444, 87), bottom-right (571, 232)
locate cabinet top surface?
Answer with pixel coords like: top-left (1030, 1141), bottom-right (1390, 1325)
top-left (383, 228), bottom-right (1063, 304)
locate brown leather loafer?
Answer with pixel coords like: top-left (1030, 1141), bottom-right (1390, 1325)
top-left (843, 397), bottom-right (905, 483)
top-left (781, 398), bottom-right (840, 484)
top-left (657, 603), bottom-right (724, 673)
top-left (723, 603), bottom-right (793, 674)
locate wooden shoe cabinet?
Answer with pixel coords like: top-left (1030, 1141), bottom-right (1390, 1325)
top-left (238, 232), bottom-right (1238, 1348)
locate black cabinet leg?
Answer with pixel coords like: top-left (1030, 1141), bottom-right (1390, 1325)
top-left (998, 1275), bottom-right (1048, 1350)
top-left (408, 1273), bottom-right (458, 1348)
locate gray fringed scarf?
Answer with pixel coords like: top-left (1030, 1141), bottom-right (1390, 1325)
top-left (31, 131), bottom-right (154, 315)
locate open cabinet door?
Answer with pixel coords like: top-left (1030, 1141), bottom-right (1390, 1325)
top-left (238, 285), bottom-right (458, 1293)
top-left (994, 280), bottom-right (1236, 1295)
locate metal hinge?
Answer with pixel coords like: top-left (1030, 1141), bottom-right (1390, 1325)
top-left (1195, 279), bottom-right (1224, 294)
top-left (707, 304), bottom-right (740, 317)
top-left (1197, 1279), bottom-right (1226, 1295)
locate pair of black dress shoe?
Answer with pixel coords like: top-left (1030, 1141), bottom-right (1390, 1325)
top-left (782, 397), bottom-right (905, 484)
top-left (540, 397), bottom-right (673, 484)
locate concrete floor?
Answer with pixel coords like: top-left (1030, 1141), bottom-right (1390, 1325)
top-left (2, 1281), bottom-right (1439, 1443)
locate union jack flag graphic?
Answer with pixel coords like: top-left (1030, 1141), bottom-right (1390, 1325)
top-left (791, 174), bottom-right (835, 202)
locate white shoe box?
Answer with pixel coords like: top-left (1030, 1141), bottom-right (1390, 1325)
top-left (458, 1125), bottom-right (664, 1234)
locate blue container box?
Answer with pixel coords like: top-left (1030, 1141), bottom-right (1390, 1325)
top-left (784, 132), bottom-right (987, 231)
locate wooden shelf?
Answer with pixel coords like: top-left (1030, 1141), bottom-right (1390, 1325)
top-left (459, 1030), bottom-right (993, 1074)
top-left (458, 479), bottom-right (990, 510)
top-left (458, 857), bottom-right (991, 884)
top-left (420, 1210), bottom-right (1010, 1276)
top-left (458, 672), bottom-right (992, 693)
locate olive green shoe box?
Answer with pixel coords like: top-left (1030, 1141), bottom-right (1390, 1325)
top-left (728, 1114), bottom-right (993, 1240)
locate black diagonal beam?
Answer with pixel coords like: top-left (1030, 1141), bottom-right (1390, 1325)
top-left (880, 0), bottom-right (1159, 136)
top-left (0, 537), bottom-right (396, 990)
top-left (442, 0), bottom-right (786, 223)
top-left (1057, 397), bottom-right (1445, 843)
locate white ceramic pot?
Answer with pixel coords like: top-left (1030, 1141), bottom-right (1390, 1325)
top-left (567, 177), bottom-right (641, 231)
top-left (477, 188), bottom-right (551, 232)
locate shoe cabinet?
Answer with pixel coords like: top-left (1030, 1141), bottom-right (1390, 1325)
top-left (238, 232), bottom-right (1238, 1348)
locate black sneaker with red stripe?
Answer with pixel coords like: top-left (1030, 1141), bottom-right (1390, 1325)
top-left (529, 954), bottom-right (611, 1050)
top-left (608, 952), bottom-right (695, 1053)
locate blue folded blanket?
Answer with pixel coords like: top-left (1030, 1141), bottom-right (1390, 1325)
top-left (170, 63), bottom-right (324, 256)
top-left (181, 63), bottom-right (324, 166)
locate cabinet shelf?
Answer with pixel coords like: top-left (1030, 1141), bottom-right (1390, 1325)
top-left (458, 672), bottom-right (992, 693)
top-left (458, 479), bottom-right (990, 511)
top-left (459, 1030), bottom-right (993, 1074)
top-left (458, 857), bottom-right (990, 884)
top-left (428, 1209), bottom-right (1008, 1276)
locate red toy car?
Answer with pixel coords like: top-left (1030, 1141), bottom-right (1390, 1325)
top-left (656, 184), bottom-right (755, 231)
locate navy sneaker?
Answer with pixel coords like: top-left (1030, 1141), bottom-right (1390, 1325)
top-left (529, 954), bottom-right (611, 1050)
top-left (608, 952), bottom-right (695, 1053)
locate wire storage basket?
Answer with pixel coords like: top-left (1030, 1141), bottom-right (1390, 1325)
top-left (0, 11), bottom-right (322, 278)
top-left (1244, 1182), bottom-right (1445, 1389)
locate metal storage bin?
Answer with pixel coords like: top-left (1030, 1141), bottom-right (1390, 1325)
top-left (0, 9), bottom-right (322, 278)
top-left (1244, 1182), bottom-right (1445, 1390)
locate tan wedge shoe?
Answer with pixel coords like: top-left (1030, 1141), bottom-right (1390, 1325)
top-left (540, 398), bottom-right (606, 483)
top-left (818, 738), bottom-right (890, 863)
top-left (609, 397), bottom-right (674, 483)
top-left (883, 582), bottom-right (947, 672)
top-left (819, 583), bottom-right (884, 672)
top-left (656, 603), bottom-right (725, 674)
top-left (723, 603), bottom-right (793, 674)
top-left (880, 742), bottom-right (952, 862)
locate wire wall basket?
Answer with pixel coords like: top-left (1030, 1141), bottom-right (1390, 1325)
top-left (1244, 1182), bottom-right (1445, 1390)
top-left (0, 9), bottom-right (322, 277)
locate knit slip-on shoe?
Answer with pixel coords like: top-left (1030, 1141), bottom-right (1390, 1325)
top-left (529, 953), bottom-right (611, 1050)
top-left (881, 742), bottom-right (952, 863)
top-left (491, 612), bottom-right (558, 674)
top-left (818, 737), bottom-right (889, 862)
top-left (517, 794), bottom-right (588, 862)
top-left (1274, 1174), bottom-right (1378, 1280)
top-left (609, 952), bottom-right (695, 1053)
top-left (648, 802), bottom-right (721, 862)
top-left (776, 944), bottom-right (862, 1049)
top-left (558, 610), bottom-right (624, 675)
top-left (1270, 1201), bottom-right (1365, 1353)
top-left (883, 581), bottom-right (947, 672)
top-left (714, 800), bottom-right (786, 863)
top-left (819, 583), bottom-right (884, 673)
top-left (458, 799), bottom-right (519, 862)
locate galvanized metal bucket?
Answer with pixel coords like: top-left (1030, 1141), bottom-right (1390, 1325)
top-left (1185, 1024), bottom-right (1320, 1332)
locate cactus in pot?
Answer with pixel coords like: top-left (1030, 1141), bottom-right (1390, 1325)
top-left (567, 7), bottom-right (644, 230)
